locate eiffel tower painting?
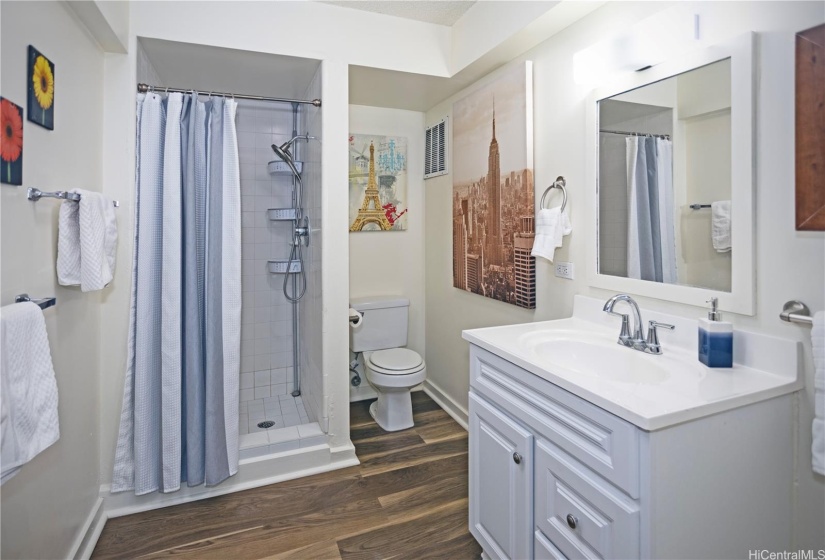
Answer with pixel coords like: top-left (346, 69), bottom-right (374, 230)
top-left (350, 143), bottom-right (392, 231)
top-left (349, 136), bottom-right (408, 232)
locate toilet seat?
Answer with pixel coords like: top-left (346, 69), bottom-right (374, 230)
top-left (369, 348), bottom-right (423, 373)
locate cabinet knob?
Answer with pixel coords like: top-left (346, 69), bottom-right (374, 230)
top-left (512, 452), bottom-right (522, 465)
top-left (566, 514), bottom-right (578, 529)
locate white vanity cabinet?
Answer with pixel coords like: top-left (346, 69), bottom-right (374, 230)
top-left (468, 344), bottom-right (795, 560)
top-left (469, 393), bottom-right (533, 560)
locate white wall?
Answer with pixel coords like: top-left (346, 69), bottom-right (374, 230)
top-left (0, 2), bottom-right (104, 557)
top-left (135, 40), bottom-right (161, 85)
top-left (424, 1), bottom-right (825, 550)
top-left (348, 105), bottom-right (426, 366)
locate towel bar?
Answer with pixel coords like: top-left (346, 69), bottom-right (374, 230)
top-left (27, 188), bottom-right (119, 207)
top-left (689, 203), bottom-right (712, 210)
top-left (540, 176), bottom-right (567, 212)
top-left (15, 294), bottom-right (56, 310)
top-left (780, 300), bottom-right (814, 325)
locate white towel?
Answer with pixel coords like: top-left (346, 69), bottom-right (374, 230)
top-left (531, 207), bottom-right (572, 263)
top-left (57, 189), bottom-right (118, 292)
top-left (711, 200), bottom-right (731, 253)
top-left (0, 302), bottom-right (59, 485)
top-left (812, 311), bottom-right (824, 476)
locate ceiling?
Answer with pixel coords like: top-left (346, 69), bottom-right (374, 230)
top-left (139, 38), bottom-right (321, 100)
top-left (320, 1), bottom-right (476, 26)
top-left (348, 1), bottom-right (605, 111)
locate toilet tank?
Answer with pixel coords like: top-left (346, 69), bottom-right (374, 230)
top-left (350, 296), bottom-right (409, 352)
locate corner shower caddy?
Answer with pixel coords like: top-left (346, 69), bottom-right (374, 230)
top-left (268, 260), bottom-right (303, 274)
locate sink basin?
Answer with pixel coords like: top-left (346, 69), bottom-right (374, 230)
top-left (462, 296), bottom-right (802, 431)
top-left (520, 329), bottom-right (670, 384)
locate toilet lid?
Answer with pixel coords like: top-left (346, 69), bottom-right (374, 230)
top-left (370, 348), bottom-right (423, 372)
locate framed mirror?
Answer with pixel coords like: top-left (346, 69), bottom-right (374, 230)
top-left (586, 33), bottom-right (755, 315)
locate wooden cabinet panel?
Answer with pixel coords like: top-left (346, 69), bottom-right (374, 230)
top-left (796, 23), bottom-right (825, 230)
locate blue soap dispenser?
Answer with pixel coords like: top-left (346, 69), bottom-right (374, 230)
top-left (698, 297), bottom-right (733, 368)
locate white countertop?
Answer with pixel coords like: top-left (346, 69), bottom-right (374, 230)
top-left (462, 296), bottom-right (803, 431)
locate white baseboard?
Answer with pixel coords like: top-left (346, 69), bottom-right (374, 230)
top-left (68, 497), bottom-right (105, 560)
top-left (102, 443), bottom-right (358, 519)
top-left (423, 379), bottom-right (468, 430)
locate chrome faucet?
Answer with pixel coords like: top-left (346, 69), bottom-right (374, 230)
top-left (603, 294), bottom-right (674, 355)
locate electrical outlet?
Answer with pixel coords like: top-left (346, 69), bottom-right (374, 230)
top-left (554, 261), bottom-right (575, 280)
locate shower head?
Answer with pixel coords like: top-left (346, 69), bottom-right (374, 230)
top-left (270, 143), bottom-right (301, 179)
top-left (271, 142), bottom-right (293, 163)
top-left (271, 135), bottom-right (315, 181)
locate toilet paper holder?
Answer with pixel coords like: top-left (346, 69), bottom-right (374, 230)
top-left (349, 308), bottom-right (363, 327)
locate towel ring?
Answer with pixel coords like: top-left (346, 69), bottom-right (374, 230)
top-left (540, 176), bottom-right (567, 213)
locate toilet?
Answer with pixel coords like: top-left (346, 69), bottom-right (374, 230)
top-left (349, 296), bottom-right (426, 431)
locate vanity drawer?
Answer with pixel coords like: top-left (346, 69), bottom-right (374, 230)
top-left (535, 530), bottom-right (568, 560)
top-left (535, 438), bottom-right (640, 560)
top-left (470, 346), bottom-right (640, 497)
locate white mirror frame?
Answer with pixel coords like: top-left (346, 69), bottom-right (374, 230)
top-left (585, 32), bottom-right (755, 315)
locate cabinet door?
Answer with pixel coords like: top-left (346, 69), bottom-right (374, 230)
top-left (469, 393), bottom-right (534, 560)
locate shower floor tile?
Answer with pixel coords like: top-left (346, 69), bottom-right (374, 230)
top-left (239, 394), bottom-right (308, 435)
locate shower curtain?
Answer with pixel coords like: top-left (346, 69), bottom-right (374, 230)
top-left (112, 92), bottom-right (241, 494)
top-left (626, 136), bottom-right (677, 284)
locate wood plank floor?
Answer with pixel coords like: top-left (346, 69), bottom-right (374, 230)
top-left (92, 392), bottom-right (481, 560)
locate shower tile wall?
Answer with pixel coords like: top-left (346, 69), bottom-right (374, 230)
top-left (298, 68), bottom-right (324, 430)
top-left (237, 99), bottom-right (297, 401)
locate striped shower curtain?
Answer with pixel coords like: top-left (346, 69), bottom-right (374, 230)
top-left (626, 136), bottom-right (677, 284)
top-left (112, 92), bottom-right (241, 494)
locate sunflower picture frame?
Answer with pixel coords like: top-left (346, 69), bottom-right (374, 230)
top-left (1, 97), bottom-right (24, 186)
top-left (27, 46), bottom-right (54, 130)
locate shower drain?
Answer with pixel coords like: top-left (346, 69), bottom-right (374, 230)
top-left (257, 420), bottom-right (275, 429)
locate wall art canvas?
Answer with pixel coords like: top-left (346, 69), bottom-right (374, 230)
top-left (349, 134), bottom-right (408, 232)
top-left (1, 97), bottom-right (24, 186)
top-left (452, 61), bottom-right (535, 308)
top-left (27, 46), bottom-right (54, 130)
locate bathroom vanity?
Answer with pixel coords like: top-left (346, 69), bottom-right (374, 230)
top-left (464, 296), bottom-right (802, 560)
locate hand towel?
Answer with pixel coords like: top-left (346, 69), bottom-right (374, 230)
top-left (812, 311), bottom-right (824, 476)
top-left (57, 189), bottom-right (118, 292)
top-left (711, 200), bottom-right (731, 253)
top-left (0, 302), bottom-right (59, 485)
top-left (531, 207), bottom-right (572, 263)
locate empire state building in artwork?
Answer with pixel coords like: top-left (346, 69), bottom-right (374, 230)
top-left (451, 61), bottom-right (535, 308)
top-left (486, 102), bottom-right (502, 267)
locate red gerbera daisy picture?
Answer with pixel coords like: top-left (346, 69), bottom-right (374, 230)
top-left (1, 97), bottom-right (24, 186)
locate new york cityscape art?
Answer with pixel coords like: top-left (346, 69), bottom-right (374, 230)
top-left (452, 62), bottom-right (535, 309)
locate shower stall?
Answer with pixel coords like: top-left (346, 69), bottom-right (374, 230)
top-left (232, 84), bottom-right (325, 452)
top-left (134, 38), bottom-right (327, 461)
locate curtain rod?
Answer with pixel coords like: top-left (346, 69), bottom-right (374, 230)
top-left (599, 129), bottom-right (670, 140)
top-left (136, 83), bottom-right (321, 107)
